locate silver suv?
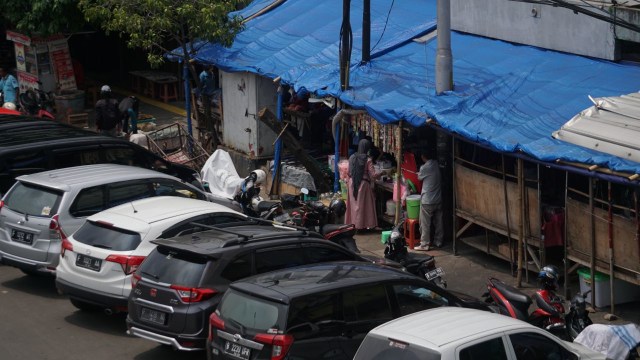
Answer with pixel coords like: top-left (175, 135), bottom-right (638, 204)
top-left (0, 164), bottom-right (210, 275)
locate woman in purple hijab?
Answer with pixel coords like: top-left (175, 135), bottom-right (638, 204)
top-left (345, 139), bottom-right (381, 230)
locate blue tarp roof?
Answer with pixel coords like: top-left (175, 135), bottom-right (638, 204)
top-left (177, 0), bottom-right (640, 176)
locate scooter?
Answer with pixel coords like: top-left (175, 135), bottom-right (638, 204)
top-left (483, 277), bottom-right (569, 339)
top-left (565, 290), bottom-right (593, 340)
top-left (234, 170), bottom-right (284, 221)
top-left (19, 88), bottom-right (55, 119)
top-left (383, 218), bottom-right (447, 288)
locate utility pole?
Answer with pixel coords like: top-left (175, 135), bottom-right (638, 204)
top-left (362, 0), bottom-right (371, 63)
top-left (340, 0), bottom-right (352, 90)
top-left (436, 0), bottom-right (453, 94)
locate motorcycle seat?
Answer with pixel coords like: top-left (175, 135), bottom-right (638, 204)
top-left (256, 200), bottom-right (281, 212)
top-left (321, 223), bottom-right (356, 237)
top-left (492, 278), bottom-right (532, 306)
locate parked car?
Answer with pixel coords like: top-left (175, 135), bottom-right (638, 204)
top-left (127, 227), bottom-right (405, 351)
top-left (207, 262), bottom-right (491, 360)
top-left (0, 164), bottom-right (218, 275)
top-left (353, 307), bottom-right (605, 360)
top-left (55, 196), bottom-right (247, 314)
top-left (0, 116), bottom-right (201, 195)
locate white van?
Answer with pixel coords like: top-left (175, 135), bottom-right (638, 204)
top-left (353, 307), bottom-right (604, 360)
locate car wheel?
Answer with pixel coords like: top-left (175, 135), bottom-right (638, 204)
top-left (70, 298), bottom-right (101, 312)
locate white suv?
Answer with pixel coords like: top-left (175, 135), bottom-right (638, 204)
top-left (353, 307), bottom-right (604, 360)
top-left (0, 164), bottom-right (212, 275)
top-left (55, 196), bottom-right (247, 314)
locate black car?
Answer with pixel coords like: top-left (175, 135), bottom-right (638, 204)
top-left (126, 224), bottom-right (395, 351)
top-left (0, 115), bottom-right (201, 194)
top-left (208, 262), bottom-right (491, 360)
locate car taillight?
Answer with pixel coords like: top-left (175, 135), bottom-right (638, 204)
top-left (0, 200), bottom-right (4, 213)
top-left (105, 255), bottom-right (146, 275)
top-left (170, 285), bottom-right (217, 303)
top-left (49, 214), bottom-right (67, 241)
top-left (254, 334), bottom-right (294, 360)
top-left (208, 312), bottom-right (225, 341)
top-left (61, 238), bottom-right (73, 257)
top-left (131, 273), bottom-right (141, 288)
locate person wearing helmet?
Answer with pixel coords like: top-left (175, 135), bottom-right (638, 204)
top-left (94, 85), bottom-right (121, 136)
top-left (533, 265), bottom-right (563, 317)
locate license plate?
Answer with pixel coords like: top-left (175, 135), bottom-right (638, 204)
top-left (10, 229), bottom-right (34, 245)
top-left (425, 267), bottom-right (445, 281)
top-left (75, 254), bottom-right (102, 272)
top-left (140, 307), bottom-right (166, 325)
top-left (224, 341), bottom-right (251, 360)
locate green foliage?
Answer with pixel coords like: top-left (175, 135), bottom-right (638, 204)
top-left (1, 0), bottom-right (86, 36)
top-left (78, 0), bottom-right (246, 68)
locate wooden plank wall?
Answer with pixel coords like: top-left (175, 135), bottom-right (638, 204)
top-left (455, 164), bottom-right (540, 239)
top-left (566, 197), bottom-right (640, 280)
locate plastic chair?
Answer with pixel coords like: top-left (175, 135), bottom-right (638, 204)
top-left (404, 218), bottom-right (420, 249)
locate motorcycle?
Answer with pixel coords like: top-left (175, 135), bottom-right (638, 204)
top-left (234, 169), bottom-right (284, 221)
top-left (483, 275), bottom-right (584, 340)
top-left (383, 218), bottom-right (447, 288)
top-left (19, 88), bottom-right (55, 119)
top-left (565, 290), bottom-right (593, 340)
top-left (278, 189), bottom-right (360, 253)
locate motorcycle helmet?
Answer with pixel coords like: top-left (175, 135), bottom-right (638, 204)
top-left (538, 265), bottom-right (560, 290)
top-left (329, 198), bottom-right (346, 218)
top-left (251, 169), bottom-right (266, 185)
top-left (2, 102), bottom-right (16, 110)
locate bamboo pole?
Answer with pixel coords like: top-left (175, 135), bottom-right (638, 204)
top-left (517, 158), bottom-right (525, 287)
top-left (394, 121), bottom-right (404, 224)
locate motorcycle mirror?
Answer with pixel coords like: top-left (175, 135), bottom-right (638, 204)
top-left (301, 187), bottom-right (309, 195)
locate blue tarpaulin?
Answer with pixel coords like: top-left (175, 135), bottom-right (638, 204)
top-left (176, 0), bottom-right (640, 176)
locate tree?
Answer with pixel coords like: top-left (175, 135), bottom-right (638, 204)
top-left (1, 0), bottom-right (86, 36)
top-left (79, 0), bottom-right (245, 89)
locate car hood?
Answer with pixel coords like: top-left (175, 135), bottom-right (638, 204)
top-left (564, 341), bottom-right (606, 359)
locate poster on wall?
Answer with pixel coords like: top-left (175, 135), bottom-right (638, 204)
top-left (14, 43), bottom-right (26, 72)
top-left (48, 38), bottom-right (76, 90)
top-left (17, 71), bottom-right (39, 93)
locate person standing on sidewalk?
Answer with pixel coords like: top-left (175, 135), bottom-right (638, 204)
top-left (94, 85), bottom-right (121, 137)
top-left (416, 148), bottom-right (443, 251)
top-left (0, 67), bottom-right (19, 107)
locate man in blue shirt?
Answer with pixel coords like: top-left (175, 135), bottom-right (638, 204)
top-left (0, 67), bottom-right (19, 106)
top-left (199, 65), bottom-right (216, 97)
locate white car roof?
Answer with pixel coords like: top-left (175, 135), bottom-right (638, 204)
top-left (87, 196), bottom-right (244, 226)
top-left (368, 307), bottom-right (536, 348)
top-left (16, 164), bottom-right (180, 191)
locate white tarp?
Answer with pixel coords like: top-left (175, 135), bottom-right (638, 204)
top-left (574, 323), bottom-right (640, 360)
top-left (553, 92), bottom-right (640, 164)
top-left (200, 149), bottom-right (243, 199)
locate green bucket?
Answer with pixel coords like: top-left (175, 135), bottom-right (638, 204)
top-left (381, 230), bottom-right (392, 244)
top-left (406, 194), bottom-right (421, 219)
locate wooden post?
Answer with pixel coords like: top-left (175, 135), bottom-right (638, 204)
top-left (502, 154), bottom-right (514, 276)
top-left (452, 137), bottom-right (458, 255)
top-left (538, 164), bottom-right (544, 266)
top-left (394, 121), bottom-right (404, 224)
top-left (517, 158), bottom-right (524, 287)
top-left (589, 177), bottom-right (596, 307)
top-left (563, 171), bottom-right (569, 298)
top-left (607, 181), bottom-right (615, 315)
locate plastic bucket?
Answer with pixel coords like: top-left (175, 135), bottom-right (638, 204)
top-left (340, 179), bottom-right (348, 200)
top-left (385, 199), bottom-right (396, 216)
top-left (381, 230), bottom-right (392, 244)
top-left (406, 194), bottom-right (421, 219)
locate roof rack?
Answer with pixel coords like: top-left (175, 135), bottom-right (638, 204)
top-left (188, 222), bottom-right (252, 242)
top-left (246, 216), bottom-right (310, 233)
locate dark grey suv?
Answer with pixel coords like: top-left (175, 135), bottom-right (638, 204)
top-left (208, 262), bottom-right (491, 360)
top-left (126, 224), bottom-right (387, 351)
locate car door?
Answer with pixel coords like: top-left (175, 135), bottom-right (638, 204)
top-left (253, 245), bottom-right (307, 274)
top-left (338, 284), bottom-right (395, 358)
top-left (457, 335), bottom-right (510, 360)
top-left (506, 331), bottom-right (580, 360)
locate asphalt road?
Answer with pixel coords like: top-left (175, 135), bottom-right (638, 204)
top-left (0, 264), bottom-right (205, 360)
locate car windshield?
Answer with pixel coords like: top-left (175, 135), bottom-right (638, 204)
top-left (73, 221), bottom-right (142, 251)
top-left (138, 247), bottom-right (209, 287)
top-left (219, 290), bottom-right (283, 332)
top-left (3, 182), bottom-right (61, 217)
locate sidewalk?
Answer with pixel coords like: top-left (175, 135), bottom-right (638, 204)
top-left (355, 230), bottom-right (640, 327)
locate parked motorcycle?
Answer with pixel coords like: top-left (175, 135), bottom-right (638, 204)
top-left (278, 189), bottom-right (359, 253)
top-left (565, 290), bottom-right (593, 340)
top-left (233, 169), bottom-right (285, 220)
top-left (483, 265), bottom-right (590, 340)
top-left (383, 218), bottom-right (447, 288)
top-left (19, 88), bottom-right (55, 119)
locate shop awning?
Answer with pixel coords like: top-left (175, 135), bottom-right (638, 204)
top-left (174, 0), bottom-right (640, 176)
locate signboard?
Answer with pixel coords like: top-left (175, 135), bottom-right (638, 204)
top-left (6, 30), bottom-right (31, 46)
top-left (48, 39), bottom-right (76, 90)
top-left (17, 71), bottom-right (39, 93)
top-left (14, 43), bottom-right (26, 72)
